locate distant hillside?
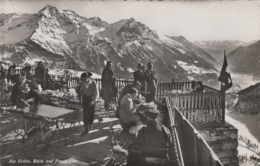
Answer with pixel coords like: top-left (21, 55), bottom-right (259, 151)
top-left (194, 40), bottom-right (254, 64)
top-left (229, 82), bottom-right (260, 114)
top-left (227, 40), bottom-right (260, 78)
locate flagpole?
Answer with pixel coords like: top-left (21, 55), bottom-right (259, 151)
top-left (221, 90), bottom-right (225, 123)
top-left (222, 50), bottom-right (226, 123)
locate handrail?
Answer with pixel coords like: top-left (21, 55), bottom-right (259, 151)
top-left (165, 98), bottom-right (184, 166)
top-left (175, 105), bottom-right (223, 166)
top-left (165, 96), bottom-right (223, 166)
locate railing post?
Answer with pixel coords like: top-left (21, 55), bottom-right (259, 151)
top-left (171, 79), bottom-right (174, 90)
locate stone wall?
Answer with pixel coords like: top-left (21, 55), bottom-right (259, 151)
top-left (193, 122), bottom-right (239, 166)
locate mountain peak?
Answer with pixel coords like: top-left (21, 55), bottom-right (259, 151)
top-left (38, 5), bottom-right (59, 16)
top-left (87, 17), bottom-right (108, 28)
top-left (89, 17), bottom-right (102, 22)
top-left (129, 17), bottom-right (135, 22)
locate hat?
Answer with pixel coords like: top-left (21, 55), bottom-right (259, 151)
top-left (81, 72), bottom-right (93, 78)
top-left (137, 63), bottom-right (143, 68)
top-left (146, 107), bottom-right (159, 119)
top-left (87, 71), bottom-right (93, 77)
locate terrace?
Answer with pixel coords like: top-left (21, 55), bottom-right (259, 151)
top-left (0, 74), bottom-right (236, 166)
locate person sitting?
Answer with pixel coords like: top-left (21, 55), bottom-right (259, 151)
top-left (119, 88), bottom-right (143, 131)
top-left (127, 107), bottom-right (173, 166)
top-left (118, 81), bottom-right (142, 105)
top-left (28, 77), bottom-right (39, 91)
top-left (11, 76), bottom-right (44, 108)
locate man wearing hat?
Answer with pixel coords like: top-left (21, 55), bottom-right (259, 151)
top-left (79, 72), bottom-right (99, 135)
top-left (127, 106), bottom-right (172, 165)
top-left (133, 63), bottom-right (147, 94)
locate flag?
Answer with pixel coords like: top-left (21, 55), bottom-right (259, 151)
top-left (218, 51), bottom-right (232, 92)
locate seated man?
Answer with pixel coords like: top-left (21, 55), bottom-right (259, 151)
top-left (119, 88), bottom-right (143, 129)
top-left (11, 76), bottom-right (44, 108)
top-left (118, 81), bottom-right (142, 105)
top-left (127, 107), bottom-right (173, 166)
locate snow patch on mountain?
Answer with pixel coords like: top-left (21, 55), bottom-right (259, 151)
top-left (177, 60), bottom-right (217, 75)
top-left (8, 13), bottom-right (22, 23)
top-left (176, 48), bottom-right (186, 54)
top-left (145, 44), bottom-right (153, 51)
top-left (83, 22), bottom-right (105, 35)
top-left (157, 32), bottom-right (184, 48)
top-left (31, 27), bottom-right (71, 56)
top-left (126, 67), bottom-right (134, 73)
top-left (30, 15), bottom-right (72, 56)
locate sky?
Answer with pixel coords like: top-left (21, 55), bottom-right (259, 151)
top-left (0, 0), bottom-right (259, 42)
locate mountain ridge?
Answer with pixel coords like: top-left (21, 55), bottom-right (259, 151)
top-left (193, 40), bottom-right (255, 64)
top-left (0, 5), bottom-right (220, 87)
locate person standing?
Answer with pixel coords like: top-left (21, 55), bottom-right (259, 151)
top-left (145, 62), bottom-right (157, 102)
top-left (101, 61), bottom-right (116, 111)
top-left (0, 63), bottom-right (6, 101)
top-left (133, 63), bottom-right (147, 95)
top-left (79, 72), bottom-right (99, 136)
top-left (34, 61), bottom-right (46, 90)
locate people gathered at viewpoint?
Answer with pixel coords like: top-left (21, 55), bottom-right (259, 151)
top-left (1, 60), bottom-right (204, 165)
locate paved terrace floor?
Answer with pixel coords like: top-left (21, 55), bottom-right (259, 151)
top-left (0, 101), bottom-right (131, 166)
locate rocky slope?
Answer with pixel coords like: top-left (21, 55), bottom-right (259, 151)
top-left (0, 5), bottom-right (220, 86)
top-left (227, 82), bottom-right (260, 114)
top-left (227, 41), bottom-right (260, 78)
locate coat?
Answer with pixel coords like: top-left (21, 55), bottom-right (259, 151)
top-left (101, 67), bottom-right (116, 100)
top-left (145, 70), bottom-right (157, 92)
top-left (133, 70), bottom-right (147, 89)
top-left (127, 120), bottom-right (173, 166)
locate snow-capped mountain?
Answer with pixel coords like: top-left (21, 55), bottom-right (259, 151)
top-left (227, 40), bottom-right (260, 78)
top-left (193, 40), bottom-right (253, 64)
top-left (0, 5), bottom-right (220, 87)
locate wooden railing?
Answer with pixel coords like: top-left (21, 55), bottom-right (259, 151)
top-left (166, 97), bottom-right (223, 166)
top-left (168, 92), bottom-right (223, 123)
top-left (164, 98), bottom-right (184, 166)
top-left (172, 81), bottom-right (219, 93)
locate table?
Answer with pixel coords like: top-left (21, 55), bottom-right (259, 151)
top-left (20, 104), bottom-right (74, 118)
top-left (17, 104), bottom-right (74, 151)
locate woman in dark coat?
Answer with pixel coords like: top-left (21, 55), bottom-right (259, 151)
top-left (101, 61), bottom-right (116, 111)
